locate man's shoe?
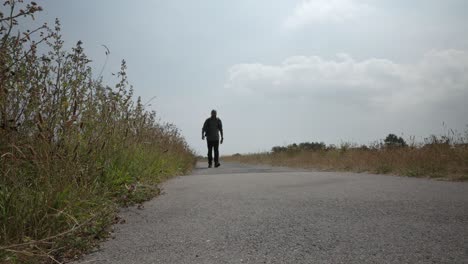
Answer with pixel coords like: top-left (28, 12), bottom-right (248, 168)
top-left (208, 164), bottom-right (212, 168)
top-left (215, 163), bottom-right (221, 168)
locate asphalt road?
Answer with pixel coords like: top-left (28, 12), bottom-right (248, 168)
top-left (76, 162), bottom-right (468, 264)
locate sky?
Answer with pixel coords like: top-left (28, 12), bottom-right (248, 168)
top-left (28, 0), bottom-right (468, 155)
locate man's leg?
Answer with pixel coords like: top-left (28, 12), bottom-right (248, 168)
top-left (207, 141), bottom-right (213, 167)
top-left (214, 140), bottom-right (220, 167)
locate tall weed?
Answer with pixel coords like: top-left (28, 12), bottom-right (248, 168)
top-left (226, 134), bottom-right (468, 181)
top-left (0, 1), bottom-right (195, 263)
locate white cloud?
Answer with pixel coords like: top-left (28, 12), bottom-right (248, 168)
top-left (283, 0), bottom-right (372, 29)
top-left (225, 50), bottom-right (468, 112)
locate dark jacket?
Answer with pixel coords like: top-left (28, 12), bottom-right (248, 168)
top-left (203, 117), bottom-right (223, 141)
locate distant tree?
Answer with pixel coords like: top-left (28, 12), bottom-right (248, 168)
top-left (272, 146), bottom-right (287, 153)
top-left (286, 143), bottom-right (299, 152)
top-left (272, 142), bottom-right (326, 153)
top-left (384, 134), bottom-right (407, 147)
top-left (299, 142), bottom-right (326, 151)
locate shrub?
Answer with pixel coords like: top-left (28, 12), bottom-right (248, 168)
top-left (384, 134), bottom-right (407, 148)
top-left (271, 142), bottom-right (326, 153)
top-left (0, 1), bottom-right (195, 262)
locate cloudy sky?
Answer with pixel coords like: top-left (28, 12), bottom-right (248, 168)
top-left (35, 0), bottom-right (468, 155)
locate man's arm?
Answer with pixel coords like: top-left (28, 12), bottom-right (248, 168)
top-left (202, 119), bottom-right (207, 140)
top-left (218, 119), bottom-right (224, 143)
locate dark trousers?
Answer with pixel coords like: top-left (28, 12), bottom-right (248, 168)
top-left (207, 140), bottom-right (219, 165)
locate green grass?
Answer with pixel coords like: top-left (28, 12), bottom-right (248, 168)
top-left (0, 2), bottom-right (196, 263)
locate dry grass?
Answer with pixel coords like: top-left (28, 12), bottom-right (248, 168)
top-left (0, 2), bottom-right (195, 263)
top-left (226, 140), bottom-right (468, 181)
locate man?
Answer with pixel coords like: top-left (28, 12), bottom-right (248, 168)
top-left (202, 110), bottom-right (224, 168)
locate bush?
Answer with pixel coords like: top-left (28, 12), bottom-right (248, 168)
top-left (384, 134), bottom-right (407, 147)
top-left (0, 1), bottom-right (195, 262)
top-left (271, 142), bottom-right (326, 153)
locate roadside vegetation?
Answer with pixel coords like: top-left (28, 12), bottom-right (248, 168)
top-left (0, 1), bottom-right (195, 263)
top-left (226, 132), bottom-right (468, 181)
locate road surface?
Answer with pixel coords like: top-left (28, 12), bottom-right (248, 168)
top-left (77, 162), bottom-right (468, 264)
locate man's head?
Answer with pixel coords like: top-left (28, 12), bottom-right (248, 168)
top-left (211, 109), bottom-right (217, 118)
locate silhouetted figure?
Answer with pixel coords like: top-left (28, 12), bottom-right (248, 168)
top-left (202, 110), bottom-right (224, 168)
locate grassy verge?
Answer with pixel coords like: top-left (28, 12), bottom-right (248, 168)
top-left (225, 136), bottom-right (468, 181)
top-left (0, 2), bottom-right (195, 263)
